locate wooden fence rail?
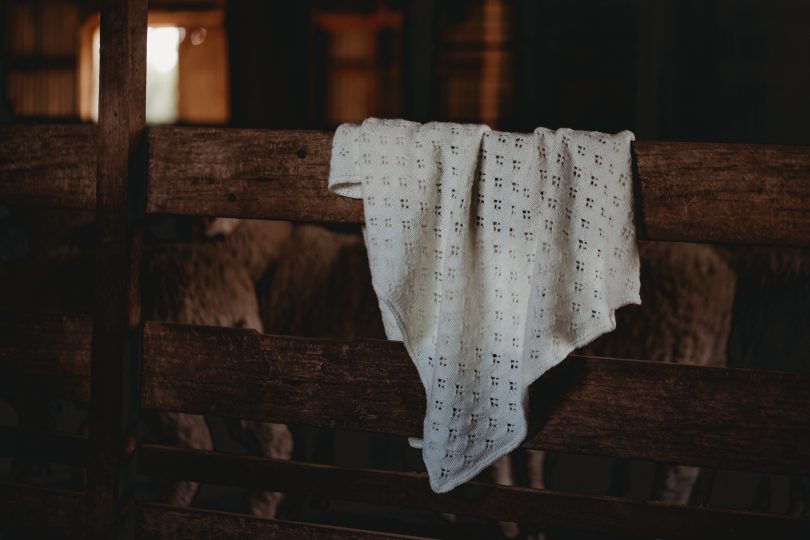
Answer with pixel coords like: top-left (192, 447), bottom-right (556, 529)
top-left (3, 312), bottom-right (810, 476)
top-left (0, 482), bottom-right (86, 540)
top-left (0, 483), bottom-right (435, 540)
top-left (0, 311), bottom-right (91, 400)
top-left (0, 123), bottom-right (97, 210)
top-left (137, 445), bottom-right (810, 540)
top-left (2, 123), bottom-right (809, 246)
top-left (136, 504), bottom-right (434, 540)
top-left (142, 320), bottom-right (810, 474)
top-left (2, 0), bottom-right (807, 537)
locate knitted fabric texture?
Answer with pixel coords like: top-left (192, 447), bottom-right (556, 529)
top-left (329, 118), bottom-right (640, 493)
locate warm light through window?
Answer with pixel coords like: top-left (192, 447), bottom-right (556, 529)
top-left (91, 25), bottom-right (182, 124)
top-left (148, 27), bottom-right (181, 73)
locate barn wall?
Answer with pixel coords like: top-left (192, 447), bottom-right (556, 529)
top-left (2, 0), bottom-right (82, 119)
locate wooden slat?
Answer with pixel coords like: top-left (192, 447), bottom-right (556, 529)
top-left (3, 124), bottom-right (808, 246)
top-left (2, 313), bottom-right (807, 476)
top-left (0, 482), bottom-right (85, 539)
top-left (0, 312), bottom-right (91, 401)
top-left (146, 126), bottom-right (810, 246)
top-left (136, 503), bottom-right (433, 540)
top-left (0, 123), bottom-right (96, 210)
top-left (141, 321), bottom-right (810, 475)
top-left (146, 127), bottom-right (359, 222)
top-left (634, 140), bottom-right (810, 245)
top-left (0, 426), bottom-right (88, 465)
top-left (85, 0), bottom-right (148, 537)
top-left (138, 444), bottom-right (810, 540)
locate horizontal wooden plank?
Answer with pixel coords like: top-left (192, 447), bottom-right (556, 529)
top-left (146, 127), bottom-right (360, 223)
top-left (138, 444), bottom-right (810, 539)
top-left (634, 140), bottom-right (810, 245)
top-left (0, 482), bottom-right (85, 539)
top-left (0, 426), bottom-right (88, 465)
top-left (136, 502), bottom-right (434, 540)
top-left (0, 123), bottom-right (97, 210)
top-left (3, 124), bottom-right (807, 245)
top-left (141, 321), bottom-right (810, 475)
top-left (146, 126), bottom-right (810, 246)
top-left (2, 313), bottom-right (807, 474)
top-left (0, 312), bottom-right (91, 401)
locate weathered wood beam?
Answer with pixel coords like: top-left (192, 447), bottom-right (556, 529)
top-left (145, 127), bottom-right (353, 222)
top-left (146, 127), bottom-right (810, 246)
top-left (136, 502), bottom-right (434, 540)
top-left (2, 124), bottom-right (808, 246)
top-left (85, 0), bottom-right (148, 537)
top-left (0, 311), bottom-right (91, 401)
top-left (141, 321), bottom-right (810, 475)
top-left (3, 314), bottom-right (808, 475)
top-left (633, 140), bottom-right (810, 245)
top-left (0, 123), bottom-right (96, 210)
top-left (138, 444), bottom-right (810, 539)
top-left (0, 482), bottom-right (85, 540)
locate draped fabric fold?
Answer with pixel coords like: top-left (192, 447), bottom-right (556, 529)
top-left (329, 118), bottom-right (640, 493)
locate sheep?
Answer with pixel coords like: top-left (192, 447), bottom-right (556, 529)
top-left (4, 210), bottom-right (805, 529)
top-left (1, 212), bottom-right (296, 518)
top-left (719, 245), bottom-right (810, 517)
top-left (261, 223), bottom-right (384, 341)
top-left (260, 230), bottom-right (740, 538)
top-left (141, 218), bottom-right (294, 517)
top-left (475, 242), bottom-right (733, 539)
top-left (575, 241), bottom-right (736, 503)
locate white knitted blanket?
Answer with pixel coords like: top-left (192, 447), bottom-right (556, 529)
top-left (328, 118), bottom-right (640, 493)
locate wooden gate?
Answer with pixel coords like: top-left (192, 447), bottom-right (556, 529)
top-left (1, 1), bottom-right (810, 538)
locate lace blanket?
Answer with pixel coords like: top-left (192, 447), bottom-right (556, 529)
top-left (328, 118), bottom-right (640, 493)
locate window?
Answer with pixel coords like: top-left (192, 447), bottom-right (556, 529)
top-left (79, 11), bottom-right (229, 125)
top-left (89, 25), bottom-right (181, 124)
top-left (313, 4), bottom-right (403, 126)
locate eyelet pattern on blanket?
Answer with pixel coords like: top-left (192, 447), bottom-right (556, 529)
top-left (329, 118), bottom-right (640, 493)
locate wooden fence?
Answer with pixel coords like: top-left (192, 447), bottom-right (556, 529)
top-left (1, 0), bottom-right (810, 538)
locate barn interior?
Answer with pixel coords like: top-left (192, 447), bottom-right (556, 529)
top-left (1, 1), bottom-right (809, 539)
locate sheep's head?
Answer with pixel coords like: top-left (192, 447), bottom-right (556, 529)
top-left (201, 217), bottom-right (293, 283)
top-left (204, 217), bottom-right (242, 237)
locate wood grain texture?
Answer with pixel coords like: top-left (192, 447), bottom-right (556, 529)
top-left (141, 321), bottom-right (810, 474)
top-left (2, 313), bottom-right (807, 475)
top-left (0, 312), bottom-right (91, 401)
top-left (0, 123), bottom-right (96, 210)
top-left (3, 125), bottom-right (807, 246)
top-left (136, 503), bottom-right (434, 540)
top-left (145, 127), bottom-right (810, 246)
top-left (86, 0), bottom-right (148, 537)
top-left (146, 127), bottom-right (360, 222)
top-left (0, 482), bottom-right (85, 539)
top-left (138, 445), bottom-right (810, 539)
top-left (634, 140), bottom-right (810, 245)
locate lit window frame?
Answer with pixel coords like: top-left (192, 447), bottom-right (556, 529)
top-left (77, 9), bottom-right (224, 123)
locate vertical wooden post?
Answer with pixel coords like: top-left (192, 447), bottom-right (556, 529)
top-left (85, 0), bottom-right (147, 538)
